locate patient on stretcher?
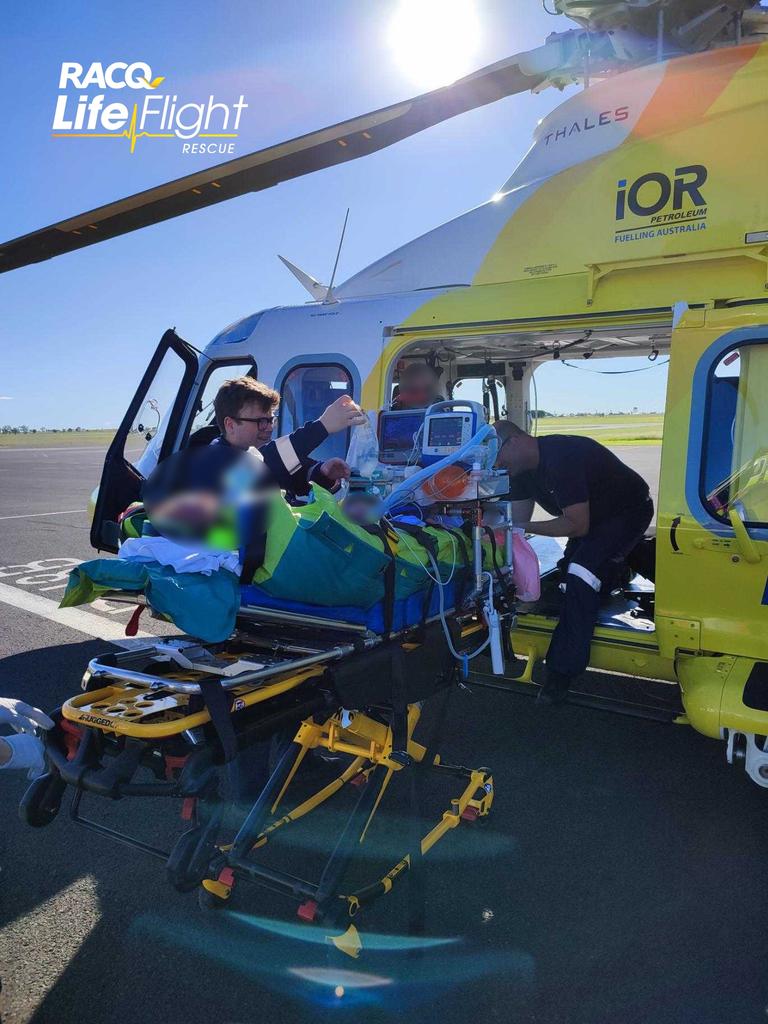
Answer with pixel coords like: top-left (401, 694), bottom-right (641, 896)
top-left (60, 441), bottom-right (479, 641)
top-left (60, 397), bottom-right (539, 641)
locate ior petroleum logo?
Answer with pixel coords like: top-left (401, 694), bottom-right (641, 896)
top-left (51, 61), bottom-right (248, 154)
top-left (614, 164), bottom-right (709, 243)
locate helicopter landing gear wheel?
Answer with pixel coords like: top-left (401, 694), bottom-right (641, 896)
top-left (732, 732), bottom-right (748, 769)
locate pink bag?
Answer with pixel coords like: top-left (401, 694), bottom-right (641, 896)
top-left (493, 528), bottom-right (541, 602)
top-left (512, 529), bottom-right (541, 602)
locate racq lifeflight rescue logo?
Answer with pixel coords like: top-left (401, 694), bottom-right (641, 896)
top-left (52, 61), bottom-right (248, 154)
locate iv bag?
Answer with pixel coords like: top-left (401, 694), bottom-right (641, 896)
top-left (346, 416), bottom-right (379, 476)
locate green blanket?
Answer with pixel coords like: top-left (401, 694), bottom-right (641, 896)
top-left (61, 559), bottom-right (240, 643)
top-left (251, 486), bottom-right (472, 608)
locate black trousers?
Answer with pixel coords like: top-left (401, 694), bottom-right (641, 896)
top-left (545, 498), bottom-right (654, 680)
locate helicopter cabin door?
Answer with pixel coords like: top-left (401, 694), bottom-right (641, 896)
top-left (90, 329), bottom-right (198, 553)
top-left (657, 312), bottom-right (768, 665)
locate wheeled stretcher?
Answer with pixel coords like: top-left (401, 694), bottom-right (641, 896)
top-left (20, 589), bottom-right (496, 954)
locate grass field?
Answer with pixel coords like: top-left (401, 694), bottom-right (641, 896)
top-left (0, 414), bottom-right (664, 449)
top-left (533, 413), bottom-right (663, 445)
top-left (0, 430), bottom-right (116, 448)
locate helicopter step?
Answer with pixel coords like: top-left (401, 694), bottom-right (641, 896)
top-left (470, 667), bottom-right (684, 724)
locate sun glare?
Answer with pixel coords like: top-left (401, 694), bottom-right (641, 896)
top-left (388, 0), bottom-right (482, 91)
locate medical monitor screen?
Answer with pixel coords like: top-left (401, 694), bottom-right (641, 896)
top-left (427, 415), bottom-right (464, 449)
top-left (378, 410), bottom-right (426, 463)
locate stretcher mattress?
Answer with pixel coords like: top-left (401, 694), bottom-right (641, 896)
top-left (241, 577), bottom-right (465, 633)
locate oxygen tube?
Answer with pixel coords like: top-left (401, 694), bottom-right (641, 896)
top-left (427, 551), bottom-right (491, 667)
top-left (380, 423), bottom-right (498, 516)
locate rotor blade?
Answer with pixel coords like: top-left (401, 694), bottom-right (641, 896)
top-left (0, 44), bottom-right (562, 275)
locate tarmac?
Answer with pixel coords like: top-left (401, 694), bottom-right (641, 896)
top-left (3, 444), bottom-right (768, 1024)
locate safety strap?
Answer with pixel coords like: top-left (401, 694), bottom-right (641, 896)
top-left (405, 655), bottom-right (458, 941)
top-left (198, 678), bottom-right (239, 763)
top-left (239, 500), bottom-right (268, 585)
top-left (363, 522), bottom-right (397, 637)
top-left (393, 522), bottom-right (439, 629)
top-left (390, 645), bottom-right (410, 756)
top-left (483, 524), bottom-right (515, 611)
top-left (442, 525), bottom-right (471, 604)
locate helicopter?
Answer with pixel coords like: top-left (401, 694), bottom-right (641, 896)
top-left (3, 0), bottom-right (768, 786)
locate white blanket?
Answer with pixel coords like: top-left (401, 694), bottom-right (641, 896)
top-left (120, 536), bottom-right (242, 576)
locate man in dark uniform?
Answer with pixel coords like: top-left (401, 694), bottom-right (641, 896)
top-left (211, 376), bottom-right (363, 495)
top-left (141, 378), bottom-right (366, 529)
top-left (494, 421), bottom-right (653, 704)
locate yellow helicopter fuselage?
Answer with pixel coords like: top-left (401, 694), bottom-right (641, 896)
top-left (115, 41), bottom-right (768, 771)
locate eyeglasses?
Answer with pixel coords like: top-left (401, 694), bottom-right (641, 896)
top-left (234, 414), bottom-right (277, 429)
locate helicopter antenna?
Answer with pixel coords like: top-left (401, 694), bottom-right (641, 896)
top-left (324, 208), bottom-right (350, 304)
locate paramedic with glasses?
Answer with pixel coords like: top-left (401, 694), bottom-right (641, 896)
top-left (211, 376), bottom-right (365, 495)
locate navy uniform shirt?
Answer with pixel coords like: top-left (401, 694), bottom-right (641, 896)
top-left (142, 419), bottom-right (334, 510)
top-left (508, 435), bottom-right (650, 525)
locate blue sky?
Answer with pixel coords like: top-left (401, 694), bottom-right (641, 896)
top-left (0, 1), bottom-right (668, 429)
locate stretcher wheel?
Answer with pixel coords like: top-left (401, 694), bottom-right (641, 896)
top-left (197, 884), bottom-right (230, 911)
top-left (18, 772), bottom-right (66, 828)
top-left (166, 825), bottom-right (217, 893)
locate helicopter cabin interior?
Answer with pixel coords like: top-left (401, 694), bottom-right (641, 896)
top-left (386, 321), bottom-right (672, 643)
top-left (104, 300), bottom-right (767, 701)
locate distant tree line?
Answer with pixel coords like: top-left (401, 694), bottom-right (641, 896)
top-left (0, 425), bottom-right (90, 434)
top-left (531, 409), bottom-right (660, 418)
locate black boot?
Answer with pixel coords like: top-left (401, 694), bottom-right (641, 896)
top-left (537, 669), bottom-right (571, 706)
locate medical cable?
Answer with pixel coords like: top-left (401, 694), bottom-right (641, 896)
top-left (427, 551), bottom-right (492, 663)
top-left (381, 423), bottom-right (496, 514)
top-left (389, 520), bottom-right (458, 587)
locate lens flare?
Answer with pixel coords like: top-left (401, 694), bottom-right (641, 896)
top-left (289, 967), bottom-right (392, 990)
top-left (228, 911), bottom-right (459, 951)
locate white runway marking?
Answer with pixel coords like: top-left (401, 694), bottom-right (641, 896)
top-left (0, 581), bottom-right (152, 644)
top-left (0, 509), bottom-right (87, 521)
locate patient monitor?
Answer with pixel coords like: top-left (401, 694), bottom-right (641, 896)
top-left (421, 401), bottom-right (484, 465)
top-left (377, 409), bottom-right (426, 465)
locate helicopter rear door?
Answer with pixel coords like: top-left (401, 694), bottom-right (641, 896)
top-left (657, 313), bottom-right (768, 662)
top-left (90, 329), bottom-right (199, 552)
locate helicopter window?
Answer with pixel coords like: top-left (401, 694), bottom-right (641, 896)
top-left (130, 345), bottom-right (195, 470)
top-left (278, 363), bottom-right (354, 462)
top-left (701, 344), bottom-right (768, 527)
top-left (186, 359), bottom-right (258, 446)
top-left (449, 377), bottom-right (507, 421)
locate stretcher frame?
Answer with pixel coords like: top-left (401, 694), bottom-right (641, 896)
top-left (199, 703), bottom-right (494, 957)
top-left (20, 599), bottom-right (495, 951)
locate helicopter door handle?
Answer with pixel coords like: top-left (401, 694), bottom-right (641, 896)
top-left (669, 515), bottom-right (681, 552)
top-left (728, 504), bottom-right (762, 564)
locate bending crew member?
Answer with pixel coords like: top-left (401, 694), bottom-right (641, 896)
top-left (494, 420), bottom-right (653, 704)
